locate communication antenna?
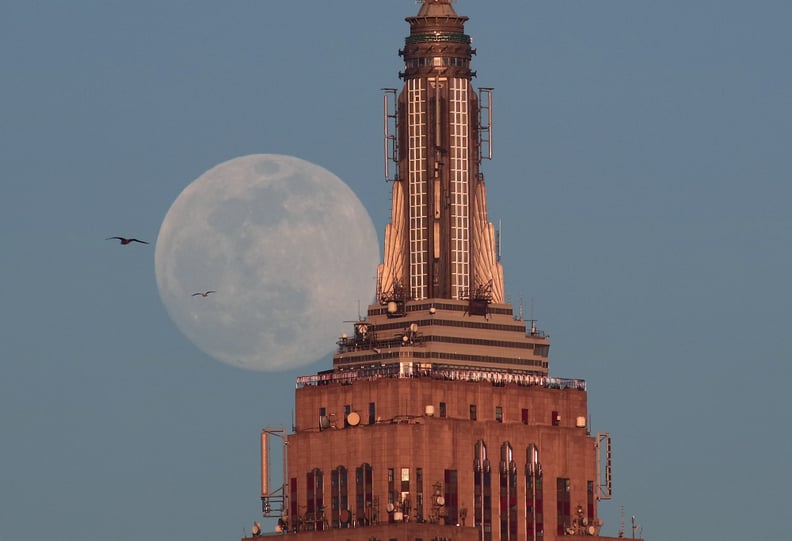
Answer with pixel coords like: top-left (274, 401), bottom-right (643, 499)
top-left (596, 433), bottom-right (613, 500)
top-left (382, 88), bottom-right (398, 181)
top-left (260, 428), bottom-right (288, 518)
top-left (528, 297), bottom-right (537, 336)
top-left (631, 515), bottom-right (641, 539)
top-left (478, 87), bottom-right (493, 162)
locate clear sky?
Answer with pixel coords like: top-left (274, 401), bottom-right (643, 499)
top-left (2, 1), bottom-right (790, 540)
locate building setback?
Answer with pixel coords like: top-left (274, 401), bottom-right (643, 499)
top-left (251, 2), bottom-right (641, 540)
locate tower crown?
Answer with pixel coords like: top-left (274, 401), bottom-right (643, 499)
top-left (333, 1), bottom-right (549, 377)
top-left (414, 0), bottom-right (461, 18)
top-left (401, 0), bottom-right (473, 81)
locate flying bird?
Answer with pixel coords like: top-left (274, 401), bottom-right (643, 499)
top-left (192, 290), bottom-right (216, 297)
top-left (106, 236), bottom-right (149, 245)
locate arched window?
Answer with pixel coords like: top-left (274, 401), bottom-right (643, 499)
top-left (474, 440), bottom-right (493, 541)
top-left (525, 444), bottom-right (543, 540)
top-left (306, 468), bottom-right (325, 531)
top-left (331, 465), bottom-right (349, 528)
top-left (355, 463), bottom-right (373, 526)
top-left (500, 442), bottom-right (518, 540)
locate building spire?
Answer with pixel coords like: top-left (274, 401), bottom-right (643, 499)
top-left (378, 0), bottom-right (503, 305)
top-left (415, 0), bottom-right (459, 18)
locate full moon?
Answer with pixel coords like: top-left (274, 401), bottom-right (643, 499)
top-left (154, 154), bottom-right (380, 372)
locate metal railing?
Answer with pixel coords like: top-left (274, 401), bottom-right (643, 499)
top-left (296, 363), bottom-right (585, 391)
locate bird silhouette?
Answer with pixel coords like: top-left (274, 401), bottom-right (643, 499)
top-left (192, 290), bottom-right (216, 297)
top-left (106, 236), bottom-right (149, 245)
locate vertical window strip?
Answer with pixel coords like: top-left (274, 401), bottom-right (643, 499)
top-left (408, 79), bottom-right (427, 299)
top-left (449, 79), bottom-right (469, 299)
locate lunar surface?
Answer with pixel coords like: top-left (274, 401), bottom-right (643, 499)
top-left (155, 154), bottom-right (380, 371)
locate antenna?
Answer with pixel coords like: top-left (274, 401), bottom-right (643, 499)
top-left (382, 88), bottom-right (398, 181)
top-left (528, 297), bottom-right (537, 335)
top-left (478, 87), bottom-right (493, 162)
top-left (517, 293), bottom-right (524, 321)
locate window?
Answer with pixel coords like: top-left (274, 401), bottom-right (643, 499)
top-left (416, 468), bottom-right (424, 522)
top-left (470, 404), bottom-right (477, 420)
top-left (306, 468), bottom-right (325, 531)
top-left (521, 408), bottom-right (529, 425)
top-left (444, 469), bottom-right (459, 526)
top-left (401, 467), bottom-right (411, 514)
top-left (500, 443), bottom-right (517, 540)
top-left (495, 406), bottom-right (503, 423)
top-left (439, 402), bottom-right (447, 417)
top-left (331, 466), bottom-right (348, 528)
top-left (525, 445), bottom-right (543, 540)
top-left (369, 402), bottom-right (376, 425)
top-left (355, 463), bottom-right (373, 526)
top-left (290, 477), bottom-right (298, 533)
top-left (587, 481), bottom-right (595, 527)
top-left (388, 468), bottom-right (396, 522)
top-left (556, 478), bottom-right (571, 536)
top-left (474, 440), bottom-right (492, 541)
top-left (552, 411), bottom-right (560, 426)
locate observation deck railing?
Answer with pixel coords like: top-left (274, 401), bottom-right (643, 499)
top-left (296, 363), bottom-right (585, 391)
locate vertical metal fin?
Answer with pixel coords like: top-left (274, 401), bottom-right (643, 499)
top-left (478, 87), bottom-right (493, 161)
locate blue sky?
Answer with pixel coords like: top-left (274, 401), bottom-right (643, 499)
top-left (2, 1), bottom-right (790, 539)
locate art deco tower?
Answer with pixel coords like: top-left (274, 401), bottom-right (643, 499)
top-left (252, 2), bottom-right (640, 541)
top-left (378, 0), bottom-right (502, 307)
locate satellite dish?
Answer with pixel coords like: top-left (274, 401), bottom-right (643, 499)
top-left (410, 323), bottom-right (418, 332)
top-left (387, 301), bottom-right (398, 313)
top-left (347, 411), bottom-right (360, 426)
top-left (387, 503), bottom-right (395, 513)
top-left (436, 496), bottom-right (445, 506)
top-left (319, 416), bottom-right (330, 429)
top-left (588, 525), bottom-right (597, 535)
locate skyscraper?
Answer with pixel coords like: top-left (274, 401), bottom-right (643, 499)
top-left (253, 2), bottom-right (640, 540)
